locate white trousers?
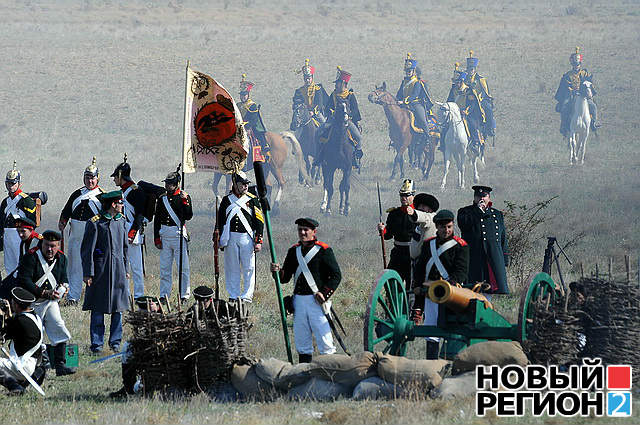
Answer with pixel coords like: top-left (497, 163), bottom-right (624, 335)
top-left (127, 241), bottom-right (144, 299)
top-left (293, 295), bottom-right (336, 355)
top-left (3, 228), bottom-right (21, 276)
top-left (0, 356), bottom-right (37, 381)
top-left (423, 298), bottom-right (440, 343)
top-left (67, 219), bottom-right (87, 301)
top-left (33, 299), bottom-right (71, 345)
top-left (223, 232), bottom-right (255, 301)
top-left (159, 225), bottom-right (190, 299)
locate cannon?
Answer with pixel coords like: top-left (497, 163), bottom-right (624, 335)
top-left (364, 270), bottom-right (558, 358)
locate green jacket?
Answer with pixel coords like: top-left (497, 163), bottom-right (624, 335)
top-left (413, 236), bottom-right (469, 286)
top-left (18, 246), bottom-right (68, 299)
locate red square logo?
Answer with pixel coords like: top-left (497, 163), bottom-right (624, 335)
top-left (607, 365), bottom-right (632, 390)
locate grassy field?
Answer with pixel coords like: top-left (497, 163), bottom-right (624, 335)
top-left (0, 0), bottom-right (639, 423)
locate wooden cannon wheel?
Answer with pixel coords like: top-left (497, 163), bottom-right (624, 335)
top-left (363, 269), bottom-right (411, 355)
top-left (517, 272), bottom-right (558, 343)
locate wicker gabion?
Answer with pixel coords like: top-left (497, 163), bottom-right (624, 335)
top-left (125, 299), bottom-right (249, 394)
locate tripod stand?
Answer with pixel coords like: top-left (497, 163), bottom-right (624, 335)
top-left (542, 236), bottom-right (572, 293)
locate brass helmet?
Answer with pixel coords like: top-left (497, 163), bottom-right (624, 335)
top-left (399, 179), bottom-right (415, 196)
top-left (110, 153), bottom-right (132, 181)
top-left (301, 58), bottom-right (315, 79)
top-left (84, 156), bottom-right (99, 178)
top-left (5, 160), bottom-right (20, 184)
top-left (570, 46), bottom-right (583, 65)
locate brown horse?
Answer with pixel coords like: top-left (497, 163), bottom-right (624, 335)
top-left (368, 82), bottom-right (437, 181)
top-left (212, 131), bottom-right (308, 215)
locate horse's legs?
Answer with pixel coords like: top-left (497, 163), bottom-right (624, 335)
top-left (339, 168), bottom-right (351, 216)
top-left (440, 153), bottom-right (451, 191)
top-left (270, 165), bottom-right (286, 216)
top-left (423, 139), bottom-right (436, 181)
top-left (390, 151), bottom-right (399, 180)
top-left (321, 166), bottom-right (335, 215)
top-left (568, 135), bottom-right (576, 165)
top-left (457, 152), bottom-right (465, 189)
top-left (580, 130), bottom-right (589, 165)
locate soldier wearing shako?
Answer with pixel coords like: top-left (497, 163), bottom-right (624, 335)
top-left (238, 74), bottom-right (270, 159)
top-left (111, 154), bottom-right (147, 299)
top-left (270, 218), bottom-right (341, 363)
top-left (554, 47), bottom-right (601, 136)
top-left (1, 162), bottom-right (37, 276)
top-left (457, 185), bottom-right (509, 295)
top-left (322, 67), bottom-right (363, 167)
top-left (58, 157), bottom-right (105, 304)
top-left (447, 69), bottom-right (486, 156)
top-left (377, 179), bottom-right (418, 287)
top-left (153, 171), bottom-right (193, 301)
top-left (17, 230), bottom-right (76, 376)
top-left (216, 171), bottom-right (263, 303)
top-left (290, 58), bottom-right (330, 131)
top-left (396, 53), bottom-right (435, 135)
top-left (464, 51), bottom-right (496, 138)
top-left (412, 210), bottom-right (469, 359)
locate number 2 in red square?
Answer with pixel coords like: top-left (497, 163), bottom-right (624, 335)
top-left (607, 365), bottom-right (632, 390)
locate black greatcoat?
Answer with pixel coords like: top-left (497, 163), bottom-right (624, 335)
top-left (81, 213), bottom-right (130, 313)
top-left (457, 204), bottom-right (509, 294)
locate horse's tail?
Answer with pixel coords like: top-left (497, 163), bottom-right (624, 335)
top-left (281, 131), bottom-right (312, 185)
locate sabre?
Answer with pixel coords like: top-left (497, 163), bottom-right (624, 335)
top-left (213, 196), bottom-right (220, 300)
top-left (89, 351), bottom-right (123, 364)
top-left (330, 305), bottom-right (347, 336)
top-left (322, 304), bottom-right (350, 355)
top-left (1, 347), bottom-right (45, 396)
top-left (376, 181), bottom-right (387, 269)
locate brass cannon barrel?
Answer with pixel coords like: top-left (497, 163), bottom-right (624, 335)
top-left (427, 279), bottom-right (493, 313)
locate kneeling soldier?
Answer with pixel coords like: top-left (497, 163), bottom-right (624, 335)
top-left (18, 230), bottom-right (76, 376)
top-left (413, 210), bottom-right (469, 359)
top-left (270, 218), bottom-right (341, 363)
top-left (0, 287), bottom-right (43, 395)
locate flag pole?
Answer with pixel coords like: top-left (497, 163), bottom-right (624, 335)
top-left (178, 59), bottom-right (190, 306)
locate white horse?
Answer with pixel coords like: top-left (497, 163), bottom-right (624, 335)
top-left (568, 80), bottom-right (592, 165)
top-left (433, 102), bottom-right (482, 191)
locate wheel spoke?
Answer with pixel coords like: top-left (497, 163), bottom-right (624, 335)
top-left (382, 343), bottom-right (392, 354)
top-left (373, 333), bottom-right (393, 345)
top-left (386, 282), bottom-right (398, 317)
top-left (378, 296), bottom-right (395, 319)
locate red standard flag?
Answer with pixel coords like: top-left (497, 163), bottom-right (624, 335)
top-left (182, 64), bottom-right (249, 173)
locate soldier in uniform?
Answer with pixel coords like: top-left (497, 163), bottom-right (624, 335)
top-left (0, 287), bottom-right (43, 395)
top-left (457, 185), bottom-right (509, 296)
top-left (17, 230), bottom-right (76, 376)
top-left (447, 69), bottom-right (486, 155)
top-left (554, 47), bottom-right (601, 136)
top-left (464, 51), bottom-right (495, 138)
top-left (111, 155), bottom-right (147, 299)
top-left (216, 171), bottom-right (263, 303)
top-left (290, 58), bottom-right (329, 132)
top-left (81, 191), bottom-right (130, 353)
top-left (322, 66), bottom-right (363, 167)
top-left (412, 210), bottom-right (469, 359)
top-left (270, 217), bottom-right (341, 363)
top-left (396, 53), bottom-right (434, 135)
top-left (1, 162), bottom-right (37, 276)
top-left (58, 157), bottom-right (104, 304)
top-left (238, 74), bottom-right (270, 159)
top-left (377, 179), bottom-right (417, 287)
top-left (0, 218), bottom-right (41, 299)
top-left (153, 171), bottom-right (193, 301)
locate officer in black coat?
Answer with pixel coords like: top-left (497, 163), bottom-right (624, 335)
top-left (457, 185), bottom-right (509, 295)
top-left (290, 58), bottom-right (330, 131)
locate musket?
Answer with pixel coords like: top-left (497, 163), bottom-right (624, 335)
top-left (376, 182), bottom-right (387, 269)
top-left (141, 230), bottom-right (147, 278)
top-left (213, 197), bottom-right (220, 300)
top-left (322, 304), bottom-right (350, 355)
top-left (329, 305), bottom-right (347, 337)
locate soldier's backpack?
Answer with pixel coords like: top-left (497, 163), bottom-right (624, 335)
top-left (136, 181), bottom-right (166, 222)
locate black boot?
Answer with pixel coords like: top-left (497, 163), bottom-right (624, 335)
top-left (298, 353), bottom-right (312, 363)
top-left (54, 343), bottom-right (77, 376)
top-left (426, 341), bottom-right (439, 360)
top-left (1, 376), bottom-right (25, 395)
top-left (31, 366), bottom-right (47, 386)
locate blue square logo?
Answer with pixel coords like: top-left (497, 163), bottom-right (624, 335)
top-left (607, 392), bottom-right (632, 417)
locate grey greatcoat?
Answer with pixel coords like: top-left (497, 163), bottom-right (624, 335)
top-left (81, 212), bottom-right (130, 313)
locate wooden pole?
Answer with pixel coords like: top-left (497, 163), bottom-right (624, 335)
top-left (177, 59), bottom-right (190, 307)
top-left (625, 255), bottom-right (630, 283)
top-left (580, 262), bottom-right (584, 278)
top-left (595, 263), bottom-right (599, 279)
top-left (608, 257), bottom-right (613, 282)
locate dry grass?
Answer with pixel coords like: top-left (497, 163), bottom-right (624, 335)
top-left (0, 0), bottom-right (639, 423)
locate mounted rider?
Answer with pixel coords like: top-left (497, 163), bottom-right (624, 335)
top-left (396, 53), bottom-right (435, 138)
top-left (447, 65), bottom-right (485, 156)
top-left (290, 58), bottom-right (329, 132)
top-left (322, 66), bottom-right (363, 168)
top-left (464, 51), bottom-right (495, 139)
top-left (554, 47), bottom-right (601, 136)
top-left (237, 74), bottom-right (270, 161)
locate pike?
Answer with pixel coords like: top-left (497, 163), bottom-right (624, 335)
top-left (213, 196), bottom-right (220, 300)
top-left (377, 181), bottom-right (387, 268)
top-left (89, 351), bottom-right (123, 364)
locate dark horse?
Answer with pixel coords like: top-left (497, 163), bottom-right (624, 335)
top-left (290, 103), bottom-right (323, 185)
top-left (368, 82), bottom-right (438, 181)
top-left (320, 101), bottom-right (353, 216)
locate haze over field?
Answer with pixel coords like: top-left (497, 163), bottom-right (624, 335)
top-left (0, 0), bottom-right (638, 423)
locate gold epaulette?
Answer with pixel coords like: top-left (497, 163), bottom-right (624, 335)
top-left (255, 207), bottom-right (264, 223)
top-left (90, 214), bottom-right (101, 222)
top-left (19, 192), bottom-right (28, 198)
top-left (247, 192), bottom-right (256, 198)
top-left (385, 207), bottom-right (398, 213)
